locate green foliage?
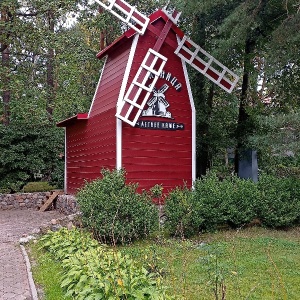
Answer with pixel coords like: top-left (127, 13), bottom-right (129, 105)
top-left (165, 173), bottom-right (259, 237)
top-left (30, 242), bottom-right (72, 300)
top-left (39, 228), bottom-right (101, 261)
top-left (0, 123), bottom-right (64, 192)
top-left (165, 172), bottom-right (300, 237)
top-left (276, 164), bottom-right (300, 179)
top-left (164, 186), bottom-right (203, 238)
top-left (249, 111), bottom-right (300, 158)
top-left (39, 228), bottom-right (173, 300)
top-left (257, 174), bottom-right (300, 228)
top-left (33, 227), bottom-right (300, 300)
top-left (77, 169), bottom-right (159, 245)
top-left (220, 176), bottom-right (259, 228)
top-left (23, 181), bottom-right (55, 192)
top-left (192, 173), bottom-right (228, 231)
top-left (193, 173), bottom-right (258, 230)
top-left (199, 242), bottom-right (229, 300)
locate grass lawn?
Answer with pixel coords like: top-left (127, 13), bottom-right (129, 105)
top-left (28, 245), bottom-right (72, 300)
top-left (29, 227), bottom-right (300, 299)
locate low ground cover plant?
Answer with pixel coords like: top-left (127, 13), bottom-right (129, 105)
top-left (38, 228), bottom-right (173, 300)
top-left (31, 227), bottom-right (300, 300)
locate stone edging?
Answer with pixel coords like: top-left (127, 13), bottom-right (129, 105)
top-left (20, 245), bottom-right (39, 300)
top-left (0, 192), bottom-right (79, 215)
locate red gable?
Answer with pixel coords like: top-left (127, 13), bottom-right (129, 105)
top-left (96, 9), bottom-right (185, 60)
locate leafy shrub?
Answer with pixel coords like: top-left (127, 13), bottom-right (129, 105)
top-left (23, 181), bottom-right (56, 192)
top-left (193, 172), bottom-right (228, 231)
top-left (39, 227), bottom-right (99, 260)
top-left (0, 124), bottom-right (64, 192)
top-left (276, 164), bottom-right (300, 179)
top-left (164, 186), bottom-right (203, 238)
top-left (165, 172), bottom-right (260, 236)
top-left (257, 174), bottom-right (300, 227)
top-left (165, 171), bottom-right (300, 235)
top-left (77, 169), bottom-right (159, 245)
top-left (220, 176), bottom-right (259, 227)
top-left (39, 228), bottom-right (173, 300)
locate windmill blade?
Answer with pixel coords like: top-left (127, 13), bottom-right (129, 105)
top-left (158, 95), bottom-right (169, 107)
top-left (116, 49), bottom-right (168, 126)
top-left (162, 5), bottom-right (181, 24)
top-left (158, 83), bottom-right (169, 94)
top-left (116, 10), bottom-right (176, 127)
top-left (175, 36), bottom-right (239, 93)
top-left (147, 96), bottom-right (157, 107)
top-left (94, 0), bottom-right (150, 35)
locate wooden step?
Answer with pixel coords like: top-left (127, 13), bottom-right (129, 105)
top-left (39, 190), bottom-right (63, 212)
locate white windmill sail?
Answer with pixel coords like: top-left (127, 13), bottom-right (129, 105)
top-left (116, 49), bottom-right (168, 126)
top-left (175, 36), bottom-right (239, 93)
top-left (96, 0), bottom-right (239, 126)
top-left (94, 0), bottom-right (150, 35)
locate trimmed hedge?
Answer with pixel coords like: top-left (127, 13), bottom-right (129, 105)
top-left (23, 181), bottom-right (56, 192)
top-left (164, 172), bottom-right (300, 237)
top-left (257, 174), bottom-right (300, 227)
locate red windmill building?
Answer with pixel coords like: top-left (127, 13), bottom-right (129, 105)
top-left (57, 0), bottom-right (239, 196)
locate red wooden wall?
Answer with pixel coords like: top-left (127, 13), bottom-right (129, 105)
top-left (59, 13), bottom-right (194, 195)
top-left (60, 38), bottom-right (133, 194)
top-left (122, 18), bottom-right (193, 193)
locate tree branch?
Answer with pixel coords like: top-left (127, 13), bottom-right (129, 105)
top-left (16, 12), bottom-right (38, 17)
top-left (0, 44), bottom-right (8, 52)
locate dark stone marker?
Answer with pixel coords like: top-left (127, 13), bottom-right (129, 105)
top-left (238, 149), bottom-right (258, 182)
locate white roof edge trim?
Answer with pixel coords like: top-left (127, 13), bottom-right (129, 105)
top-left (116, 33), bottom-right (140, 170)
top-left (177, 35), bottom-right (196, 186)
top-left (88, 57), bottom-right (108, 118)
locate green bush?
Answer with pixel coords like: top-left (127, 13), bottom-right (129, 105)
top-left (165, 172), bottom-right (260, 236)
top-left (165, 172), bottom-right (300, 235)
top-left (257, 174), bottom-right (300, 227)
top-left (23, 181), bottom-right (56, 192)
top-left (221, 176), bottom-right (259, 227)
top-left (39, 228), bottom-right (173, 300)
top-left (77, 169), bottom-right (159, 245)
top-left (193, 172), bottom-right (228, 231)
top-left (0, 124), bottom-right (64, 192)
top-left (164, 186), bottom-right (202, 238)
top-left (39, 227), bottom-right (99, 260)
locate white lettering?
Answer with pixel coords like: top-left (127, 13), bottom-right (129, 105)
top-left (166, 72), bottom-right (172, 81)
top-left (170, 76), bottom-right (177, 86)
top-left (175, 83), bottom-right (182, 91)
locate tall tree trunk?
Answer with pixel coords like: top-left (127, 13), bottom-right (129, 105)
top-left (234, 36), bottom-right (256, 173)
top-left (46, 10), bottom-right (55, 122)
top-left (98, 6), bottom-right (114, 50)
top-left (2, 47), bottom-right (10, 125)
top-left (1, 8), bottom-right (11, 125)
top-left (197, 83), bottom-right (214, 176)
top-left (98, 7), bottom-right (106, 51)
top-left (192, 13), bottom-right (213, 177)
top-left (234, 0), bottom-right (268, 175)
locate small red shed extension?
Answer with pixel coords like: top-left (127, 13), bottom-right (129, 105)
top-left (57, 10), bottom-right (196, 195)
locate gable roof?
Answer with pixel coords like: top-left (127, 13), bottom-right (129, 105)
top-left (96, 9), bottom-right (185, 60)
top-left (57, 113), bottom-right (88, 127)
